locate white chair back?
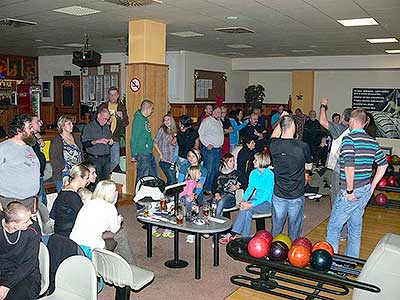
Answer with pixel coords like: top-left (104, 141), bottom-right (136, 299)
top-left (235, 189), bottom-right (244, 205)
top-left (39, 242), bottom-right (50, 296)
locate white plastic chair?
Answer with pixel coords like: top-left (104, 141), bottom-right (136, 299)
top-left (39, 242), bottom-right (50, 296)
top-left (41, 255), bottom-right (97, 300)
top-left (92, 248), bottom-right (154, 300)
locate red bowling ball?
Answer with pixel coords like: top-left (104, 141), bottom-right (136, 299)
top-left (375, 193), bottom-right (388, 206)
top-left (293, 237), bottom-right (313, 253)
top-left (386, 154), bottom-right (392, 164)
top-left (288, 245), bottom-right (311, 268)
top-left (248, 237), bottom-right (270, 259)
top-left (255, 230), bottom-right (273, 245)
top-left (377, 178), bottom-right (387, 188)
top-left (387, 176), bottom-right (398, 187)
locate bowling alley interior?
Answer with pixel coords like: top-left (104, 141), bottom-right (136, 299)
top-left (1, 0), bottom-right (400, 299)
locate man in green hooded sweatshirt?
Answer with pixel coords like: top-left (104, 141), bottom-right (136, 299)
top-left (130, 99), bottom-right (158, 183)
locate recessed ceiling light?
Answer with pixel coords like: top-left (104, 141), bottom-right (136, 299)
top-left (337, 18), bottom-right (378, 27)
top-left (385, 49), bottom-right (400, 54)
top-left (169, 31), bottom-right (204, 37)
top-left (36, 46), bottom-right (65, 49)
top-left (226, 44), bottom-right (252, 49)
top-left (63, 43), bottom-right (85, 47)
top-left (35, 39), bottom-right (43, 42)
top-left (53, 6), bottom-right (101, 16)
top-left (367, 38), bottom-right (398, 44)
top-left (226, 16), bottom-right (239, 20)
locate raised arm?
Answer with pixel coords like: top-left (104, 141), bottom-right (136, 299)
top-left (319, 98), bottom-right (329, 130)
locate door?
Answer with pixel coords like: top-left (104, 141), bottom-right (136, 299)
top-left (54, 76), bottom-right (80, 123)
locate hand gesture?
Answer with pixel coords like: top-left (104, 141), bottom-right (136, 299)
top-left (280, 111), bottom-right (289, 118)
top-left (321, 98), bottom-right (328, 106)
top-left (240, 201), bottom-right (253, 210)
top-left (108, 139), bottom-right (114, 145)
top-left (116, 111), bottom-right (123, 118)
top-left (346, 192), bottom-right (357, 201)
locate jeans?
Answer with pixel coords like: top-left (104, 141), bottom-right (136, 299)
top-left (232, 201), bottom-right (272, 237)
top-left (216, 193), bottom-right (236, 216)
top-left (90, 155), bottom-right (111, 181)
top-left (271, 194), bottom-right (305, 241)
top-left (55, 171), bottom-right (70, 193)
top-left (136, 153), bottom-right (158, 183)
top-left (202, 146), bottom-right (222, 191)
top-left (326, 184), bottom-right (371, 258)
top-left (110, 141), bottom-right (120, 172)
top-left (159, 161), bottom-right (176, 186)
top-left (38, 177), bottom-right (47, 206)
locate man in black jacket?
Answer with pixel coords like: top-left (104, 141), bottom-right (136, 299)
top-left (31, 116), bottom-right (47, 206)
top-left (237, 136), bottom-right (256, 179)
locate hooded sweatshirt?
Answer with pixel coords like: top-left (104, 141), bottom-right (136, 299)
top-left (130, 110), bottom-right (153, 157)
top-left (212, 166), bottom-right (247, 195)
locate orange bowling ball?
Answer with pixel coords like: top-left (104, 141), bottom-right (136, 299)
top-left (312, 241), bottom-right (334, 257)
top-left (288, 245), bottom-right (311, 268)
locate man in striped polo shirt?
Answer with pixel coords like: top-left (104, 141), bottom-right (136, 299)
top-left (326, 109), bottom-right (388, 258)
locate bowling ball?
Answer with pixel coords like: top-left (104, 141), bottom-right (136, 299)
top-left (273, 234), bottom-right (292, 249)
top-left (392, 154), bottom-right (400, 164)
top-left (310, 249), bottom-right (333, 272)
top-left (387, 176), bottom-right (398, 187)
top-left (375, 193), bottom-right (388, 205)
top-left (377, 177), bottom-right (387, 188)
top-left (292, 237), bottom-right (313, 253)
top-left (269, 241), bottom-right (289, 261)
top-left (312, 241), bottom-right (334, 257)
top-left (248, 237), bottom-right (270, 258)
top-left (288, 245), bottom-right (311, 268)
top-left (386, 154), bottom-right (392, 164)
top-left (255, 230), bottom-right (273, 245)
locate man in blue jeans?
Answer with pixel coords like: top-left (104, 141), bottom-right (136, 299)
top-left (270, 113), bottom-right (313, 241)
top-left (326, 109), bottom-right (387, 258)
top-left (198, 106), bottom-right (224, 191)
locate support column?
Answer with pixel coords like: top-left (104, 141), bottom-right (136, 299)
top-left (126, 20), bottom-right (167, 194)
top-left (291, 70), bottom-right (314, 114)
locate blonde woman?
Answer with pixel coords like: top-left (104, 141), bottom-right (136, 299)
top-left (70, 180), bottom-right (134, 263)
top-left (50, 115), bottom-right (83, 192)
top-left (154, 113), bottom-right (178, 185)
top-left (49, 164), bottom-right (89, 237)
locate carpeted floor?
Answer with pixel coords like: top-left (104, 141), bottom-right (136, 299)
top-left (99, 196), bottom-right (332, 300)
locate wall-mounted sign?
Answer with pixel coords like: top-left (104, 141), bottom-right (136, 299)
top-left (130, 78), bottom-right (141, 93)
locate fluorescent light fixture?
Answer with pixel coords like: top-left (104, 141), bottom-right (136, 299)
top-left (385, 49), bottom-right (400, 54)
top-left (220, 52), bottom-right (244, 56)
top-left (291, 49), bottom-right (314, 53)
top-left (169, 31), bottom-right (204, 37)
top-left (367, 38), bottom-right (398, 44)
top-left (226, 44), bottom-right (252, 49)
top-left (63, 43), bottom-right (85, 47)
top-left (36, 46), bottom-right (65, 49)
top-left (34, 39), bottom-right (43, 42)
top-left (226, 16), bottom-right (239, 20)
top-left (337, 18), bottom-right (378, 27)
top-left (53, 6), bottom-right (101, 16)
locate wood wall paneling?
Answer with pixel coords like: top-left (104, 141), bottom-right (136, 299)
top-left (41, 102), bottom-right (56, 127)
top-left (0, 106), bottom-right (18, 132)
top-left (291, 70), bottom-right (314, 114)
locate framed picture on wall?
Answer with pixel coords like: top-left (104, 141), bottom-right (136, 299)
top-left (42, 82), bottom-right (51, 98)
top-left (8, 57), bottom-right (22, 78)
top-left (0, 56), bottom-right (8, 78)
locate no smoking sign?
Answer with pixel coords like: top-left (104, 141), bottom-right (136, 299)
top-left (130, 78), bottom-right (141, 93)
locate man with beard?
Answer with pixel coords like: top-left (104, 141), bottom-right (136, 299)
top-left (0, 115), bottom-right (40, 212)
top-left (241, 113), bottom-right (267, 152)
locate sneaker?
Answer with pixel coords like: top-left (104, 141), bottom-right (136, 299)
top-left (152, 230), bottom-right (161, 238)
top-left (162, 229), bottom-right (174, 238)
top-left (186, 234), bottom-right (195, 244)
top-left (219, 234), bottom-right (235, 245)
top-left (308, 194), bottom-right (323, 200)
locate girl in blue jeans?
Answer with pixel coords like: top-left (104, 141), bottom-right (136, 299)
top-left (219, 152), bottom-right (274, 244)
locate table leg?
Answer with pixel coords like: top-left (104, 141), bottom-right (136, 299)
top-left (164, 229), bottom-right (188, 269)
top-left (195, 232), bottom-right (201, 279)
top-left (213, 233), bottom-right (219, 267)
top-left (146, 223), bottom-right (152, 258)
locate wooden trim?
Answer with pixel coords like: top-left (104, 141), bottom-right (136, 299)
top-left (125, 62), bottom-right (168, 67)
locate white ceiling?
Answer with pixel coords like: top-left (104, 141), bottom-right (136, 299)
top-left (0, 0), bottom-right (399, 58)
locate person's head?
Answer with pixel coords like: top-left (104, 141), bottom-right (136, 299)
top-left (179, 115), bottom-right (192, 132)
top-left (253, 152), bottom-right (271, 169)
top-left (78, 188), bottom-right (93, 203)
top-left (187, 148), bottom-right (202, 165)
top-left (295, 108), bottom-right (302, 116)
top-left (341, 108), bottom-right (352, 126)
top-left (57, 115), bottom-right (73, 134)
top-left (82, 161), bottom-right (97, 184)
top-left (221, 106), bottom-right (228, 119)
top-left (278, 105), bottom-right (284, 114)
top-left (309, 110), bottom-right (317, 120)
top-left (349, 109), bottom-right (368, 130)
top-left (140, 99), bottom-right (154, 117)
top-left (187, 165), bottom-right (201, 181)
top-left (93, 180), bottom-right (118, 204)
top-left (332, 113), bottom-right (340, 124)
top-left (97, 107), bottom-right (111, 126)
top-left (108, 86), bottom-right (119, 103)
top-left (64, 164), bottom-right (90, 189)
top-left (242, 136), bottom-right (256, 150)
top-left (237, 109), bottom-right (244, 121)
top-left (31, 116), bottom-right (42, 133)
top-left (249, 113), bottom-right (259, 126)
top-left (222, 153), bottom-right (235, 169)
top-left (8, 114), bottom-right (35, 145)
top-left (161, 113), bottom-right (177, 135)
top-left (212, 106), bottom-right (222, 119)
top-left (280, 115), bottom-right (296, 137)
top-left (2, 201), bottom-right (32, 231)
top-left (204, 105), bottom-right (213, 116)
top-left (252, 108), bottom-right (261, 116)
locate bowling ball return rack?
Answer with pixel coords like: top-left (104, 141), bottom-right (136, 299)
top-left (227, 238), bottom-right (380, 300)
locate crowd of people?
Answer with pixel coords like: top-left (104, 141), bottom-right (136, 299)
top-left (0, 85), bottom-right (388, 299)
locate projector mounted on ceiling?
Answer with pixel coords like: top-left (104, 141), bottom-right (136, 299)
top-left (72, 34), bottom-right (101, 68)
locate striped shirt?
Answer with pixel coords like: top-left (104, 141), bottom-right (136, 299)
top-left (339, 129), bottom-right (387, 189)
